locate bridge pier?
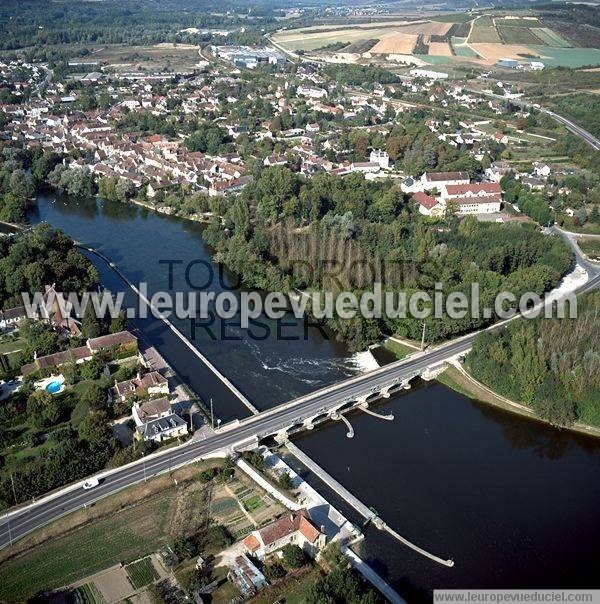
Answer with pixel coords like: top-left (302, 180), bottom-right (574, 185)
top-left (380, 385), bottom-right (392, 399)
top-left (332, 412), bottom-right (354, 438)
top-left (359, 405), bottom-right (394, 421)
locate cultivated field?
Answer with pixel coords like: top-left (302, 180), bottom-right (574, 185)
top-left (470, 43), bottom-right (542, 64)
top-left (371, 33), bottom-right (419, 54)
top-left (498, 26), bottom-right (544, 45)
top-left (273, 12), bottom-right (600, 68)
top-left (469, 21), bottom-right (502, 44)
top-left (392, 21), bottom-right (453, 36)
top-left (428, 41), bottom-right (454, 56)
top-left (531, 27), bottom-right (572, 48)
top-left (273, 27), bottom-right (395, 52)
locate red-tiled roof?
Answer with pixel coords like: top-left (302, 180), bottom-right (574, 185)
top-left (257, 509), bottom-right (322, 546)
top-left (412, 191), bottom-right (440, 210)
top-left (243, 534), bottom-right (261, 552)
top-left (445, 183), bottom-right (502, 196)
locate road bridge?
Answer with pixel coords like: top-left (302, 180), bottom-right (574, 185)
top-left (3, 267), bottom-right (599, 552)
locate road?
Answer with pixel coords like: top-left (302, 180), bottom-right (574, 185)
top-left (543, 109), bottom-right (600, 151)
top-left (463, 87), bottom-right (600, 151)
top-left (1, 259), bottom-right (599, 549)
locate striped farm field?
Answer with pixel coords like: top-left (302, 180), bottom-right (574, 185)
top-left (531, 27), bottom-right (572, 48)
top-left (498, 26), bottom-right (544, 45)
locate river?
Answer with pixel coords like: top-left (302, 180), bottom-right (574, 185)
top-left (30, 194), bottom-right (600, 602)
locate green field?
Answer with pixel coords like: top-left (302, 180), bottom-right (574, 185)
top-left (531, 27), bottom-right (572, 48)
top-left (530, 46), bottom-right (600, 67)
top-left (469, 22), bottom-right (501, 43)
top-left (243, 495), bottom-right (263, 512)
top-left (125, 557), bottom-right (159, 590)
top-left (416, 54), bottom-right (455, 65)
top-left (451, 37), bottom-right (480, 57)
top-left (0, 492), bottom-right (173, 603)
top-left (498, 26), bottom-right (544, 45)
top-left (432, 13), bottom-right (473, 24)
top-left (495, 18), bottom-right (540, 28)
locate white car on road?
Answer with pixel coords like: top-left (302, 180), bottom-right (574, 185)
top-left (82, 477), bottom-right (100, 490)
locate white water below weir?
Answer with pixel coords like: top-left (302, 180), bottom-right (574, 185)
top-left (286, 441), bottom-right (455, 568)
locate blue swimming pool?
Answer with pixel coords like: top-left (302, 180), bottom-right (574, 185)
top-left (45, 380), bottom-right (63, 394)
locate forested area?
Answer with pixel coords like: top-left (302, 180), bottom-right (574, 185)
top-left (203, 166), bottom-right (572, 350)
top-left (467, 292), bottom-right (600, 428)
top-left (0, 0), bottom-right (279, 51)
top-left (0, 224), bottom-right (98, 309)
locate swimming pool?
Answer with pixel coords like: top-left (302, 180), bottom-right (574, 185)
top-left (45, 380), bottom-right (63, 394)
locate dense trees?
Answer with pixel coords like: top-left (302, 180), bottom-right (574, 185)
top-left (204, 166), bottom-right (572, 350)
top-left (0, 224), bottom-right (98, 309)
top-left (467, 291), bottom-right (599, 427)
top-left (48, 165), bottom-right (95, 198)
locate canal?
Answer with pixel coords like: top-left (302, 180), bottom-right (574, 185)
top-left (30, 194), bottom-right (600, 602)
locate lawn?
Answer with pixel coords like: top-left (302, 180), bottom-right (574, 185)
top-left (125, 557), bottom-right (159, 590)
top-left (0, 490), bottom-right (173, 602)
top-left (0, 335), bottom-right (24, 354)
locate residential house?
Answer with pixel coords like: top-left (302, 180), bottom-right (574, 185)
top-left (369, 149), bottom-right (390, 170)
top-left (421, 171), bottom-right (470, 190)
top-left (413, 192), bottom-right (445, 217)
top-left (133, 396), bottom-right (188, 442)
top-left (109, 371), bottom-right (169, 404)
top-left (0, 306), bottom-right (29, 330)
top-left (242, 509), bottom-right (326, 561)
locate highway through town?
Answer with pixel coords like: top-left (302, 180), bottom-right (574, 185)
top-left (1, 261), bottom-right (599, 550)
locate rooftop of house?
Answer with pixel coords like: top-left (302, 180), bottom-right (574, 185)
top-left (243, 509), bottom-right (322, 551)
top-left (135, 396), bottom-right (171, 423)
top-left (88, 330), bottom-right (137, 352)
top-left (136, 413), bottom-right (187, 438)
top-left (110, 371), bottom-right (167, 398)
top-left (423, 171), bottom-right (469, 182)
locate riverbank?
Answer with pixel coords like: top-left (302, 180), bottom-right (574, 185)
top-left (437, 362), bottom-right (600, 439)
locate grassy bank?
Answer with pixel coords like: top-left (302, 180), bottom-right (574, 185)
top-left (382, 338), bottom-right (418, 360)
top-left (437, 364), bottom-right (600, 439)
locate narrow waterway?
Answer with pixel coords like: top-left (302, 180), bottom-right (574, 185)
top-left (30, 194), bottom-right (600, 602)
